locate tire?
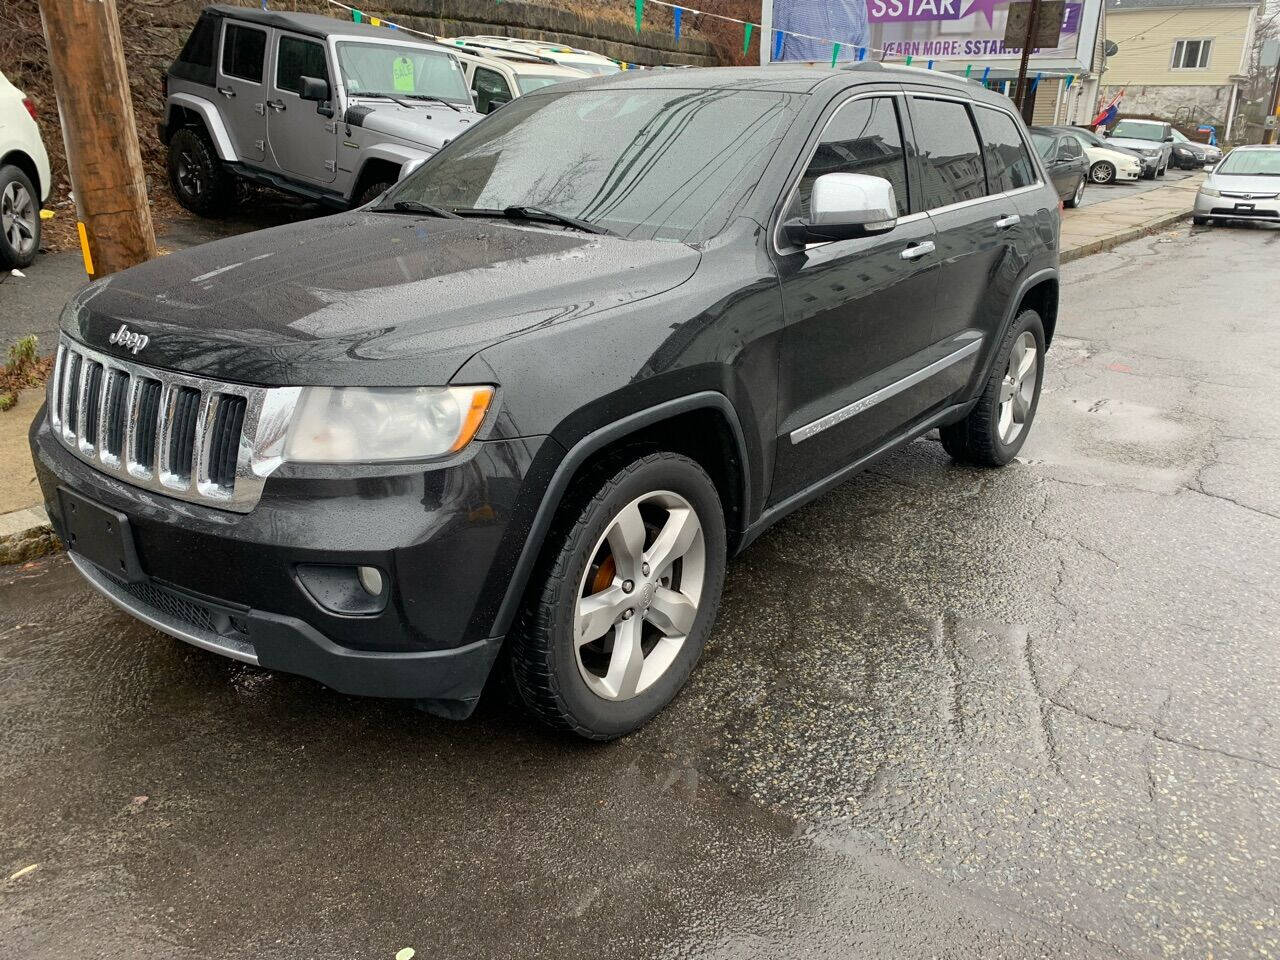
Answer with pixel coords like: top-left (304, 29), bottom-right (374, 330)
top-left (1193, 216), bottom-right (1209, 226)
top-left (1156, 161), bottom-right (1167, 178)
top-left (509, 450), bottom-right (727, 740)
top-left (0, 164), bottom-right (40, 270)
top-left (354, 180), bottom-right (393, 208)
top-left (167, 127), bottom-right (234, 216)
top-left (1141, 168), bottom-right (1155, 180)
top-left (1089, 161), bottom-right (1116, 185)
top-left (940, 309), bottom-right (1046, 468)
top-left (1064, 176), bottom-right (1085, 209)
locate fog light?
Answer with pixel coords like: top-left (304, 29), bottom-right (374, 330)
top-left (358, 565), bottom-right (383, 596)
top-left (295, 564), bottom-right (388, 615)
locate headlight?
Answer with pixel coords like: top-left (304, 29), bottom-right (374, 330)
top-left (284, 385), bottom-right (495, 463)
top-left (1199, 187), bottom-right (1220, 198)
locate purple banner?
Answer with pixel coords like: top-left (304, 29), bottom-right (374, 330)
top-left (868, 0), bottom-right (965, 22)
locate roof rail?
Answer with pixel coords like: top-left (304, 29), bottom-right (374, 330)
top-left (450, 40), bottom-right (559, 65)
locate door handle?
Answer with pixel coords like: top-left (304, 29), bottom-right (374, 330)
top-left (900, 240), bottom-right (935, 261)
top-left (994, 214), bottom-right (1021, 229)
top-left (266, 99), bottom-right (286, 112)
top-left (217, 86), bottom-right (236, 99)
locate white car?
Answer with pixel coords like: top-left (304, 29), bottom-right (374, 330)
top-left (1193, 145), bottom-right (1280, 226)
top-left (1052, 125), bottom-right (1142, 185)
top-left (449, 36), bottom-right (621, 76)
top-left (447, 42), bottom-right (590, 113)
top-left (0, 69), bottom-right (51, 269)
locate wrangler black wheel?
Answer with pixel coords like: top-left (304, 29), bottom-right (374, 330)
top-left (167, 127), bottom-right (234, 217)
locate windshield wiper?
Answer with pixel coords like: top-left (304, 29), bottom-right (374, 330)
top-left (399, 93), bottom-right (462, 112)
top-left (451, 206), bottom-right (616, 236)
top-left (351, 91), bottom-right (416, 108)
top-left (379, 200), bottom-right (461, 218)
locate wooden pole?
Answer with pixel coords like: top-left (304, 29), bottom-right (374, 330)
top-left (1013, 0), bottom-right (1043, 126)
top-left (1265, 55), bottom-right (1280, 145)
top-left (37, 0), bottom-right (158, 278)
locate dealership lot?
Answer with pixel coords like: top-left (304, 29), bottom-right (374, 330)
top-left (3, 222), bottom-right (1277, 959)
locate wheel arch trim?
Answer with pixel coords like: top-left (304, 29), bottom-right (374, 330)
top-left (487, 391), bottom-right (750, 641)
top-left (167, 94), bottom-right (237, 162)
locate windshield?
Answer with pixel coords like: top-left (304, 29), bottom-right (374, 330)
top-left (1031, 132), bottom-right (1054, 159)
top-left (1110, 121), bottom-right (1163, 141)
top-left (570, 61), bottom-right (622, 76)
top-left (1216, 149), bottom-right (1280, 177)
top-left (337, 41), bottom-right (470, 104)
top-left (388, 87), bottom-right (795, 242)
top-left (515, 72), bottom-right (577, 94)
top-left (1171, 130), bottom-right (1189, 143)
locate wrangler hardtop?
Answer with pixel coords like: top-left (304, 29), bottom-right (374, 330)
top-left (161, 5), bottom-right (481, 215)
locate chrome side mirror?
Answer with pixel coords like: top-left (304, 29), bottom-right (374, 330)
top-left (784, 173), bottom-right (898, 246)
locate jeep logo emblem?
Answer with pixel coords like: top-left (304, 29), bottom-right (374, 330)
top-left (109, 323), bottom-right (149, 355)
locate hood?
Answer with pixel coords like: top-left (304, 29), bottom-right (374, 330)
top-left (1107, 136), bottom-right (1164, 154)
top-left (349, 101), bottom-right (478, 150)
top-left (62, 212), bottom-right (702, 386)
top-left (1203, 172), bottom-right (1280, 197)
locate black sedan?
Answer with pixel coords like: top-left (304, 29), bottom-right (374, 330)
top-left (1031, 126), bottom-right (1089, 208)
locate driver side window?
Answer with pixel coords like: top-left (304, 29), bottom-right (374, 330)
top-left (277, 36), bottom-right (329, 95)
top-left (471, 67), bottom-right (512, 114)
top-left (788, 96), bottom-right (911, 221)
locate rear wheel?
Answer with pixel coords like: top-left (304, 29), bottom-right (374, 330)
top-left (1193, 215), bottom-right (1210, 226)
top-left (940, 309), bottom-right (1045, 467)
top-left (167, 127), bottom-right (234, 216)
top-left (1064, 176), bottom-right (1085, 209)
top-left (510, 451), bottom-right (727, 740)
top-left (0, 164), bottom-right (39, 269)
top-left (1090, 161), bottom-right (1115, 185)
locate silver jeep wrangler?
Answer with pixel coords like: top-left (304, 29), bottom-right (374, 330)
top-left (161, 5), bottom-right (481, 214)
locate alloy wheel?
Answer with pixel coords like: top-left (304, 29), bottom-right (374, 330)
top-left (1073, 178), bottom-right (1085, 206)
top-left (2, 181), bottom-right (36, 259)
top-left (572, 490), bottom-right (706, 701)
top-left (1090, 162), bottom-right (1114, 185)
top-left (998, 331), bottom-right (1038, 444)
top-left (176, 151), bottom-right (204, 199)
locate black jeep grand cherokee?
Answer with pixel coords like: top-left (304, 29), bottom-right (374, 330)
top-left (31, 65), bottom-right (1059, 738)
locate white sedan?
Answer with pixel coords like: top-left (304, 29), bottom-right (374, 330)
top-left (1051, 126), bottom-right (1143, 185)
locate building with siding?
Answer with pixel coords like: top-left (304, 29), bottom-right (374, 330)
top-left (1099, 0), bottom-right (1263, 135)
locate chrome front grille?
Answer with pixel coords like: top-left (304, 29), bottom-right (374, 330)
top-left (49, 337), bottom-right (300, 513)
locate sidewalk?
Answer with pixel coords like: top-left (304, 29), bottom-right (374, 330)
top-left (0, 174), bottom-right (1207, 563)
top-left (1061, 172), bottom-right (1204, 262)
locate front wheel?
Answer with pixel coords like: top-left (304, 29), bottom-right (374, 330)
top-left (510, 451), bottom-right (727, 740)
top-left (940, 309), bottom-right (1045, 467)
top-left (353, 180), bottom-right (393, 208)
top-left (1193, 215), bottom-right (1210, 226)
top-left (1064, 176), bottom-right (1085, 209)
top-left (1090, 161), bottom-right (1116, 185)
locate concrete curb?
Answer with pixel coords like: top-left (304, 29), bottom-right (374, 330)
top-left (1061, 209), bottom-right (1193, 263)
top-left (0, 505), bottom-right (61, 565)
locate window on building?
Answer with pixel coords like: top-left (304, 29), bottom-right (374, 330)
top-left (910, 97), bottom-right (987, 209)
top-left (222, 24), bottom-right (266, 84)
top-left (1172, 39), bottom-right (1212, 70)
top-left (789, 96), bottom-right (911, 220)
top-left (973, 107), bottom-right (1037, 193)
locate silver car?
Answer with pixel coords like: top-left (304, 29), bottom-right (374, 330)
top-left (1193, 146), bottom-right (1280, 226)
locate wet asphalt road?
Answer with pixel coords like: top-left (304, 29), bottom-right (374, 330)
top-left (3, 222), bottom-right (1279, 959)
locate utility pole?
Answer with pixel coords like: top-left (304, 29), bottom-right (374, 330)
top-left (1266, 53), bottom-right (1280, 144)
top-left (1013, 0), bottom-right (1044, 126)
top-left (38, 0), bottom-right (157, 278)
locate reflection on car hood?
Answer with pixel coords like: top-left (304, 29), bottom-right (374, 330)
top-left (349, 101), bottom-right (478, 150)
top-left (1203, 172), bottom-right (1280, 196)
top-left (61, 211), bottom-right (702, 386)
top-left (1107, 136), bottom-right (1163, 153)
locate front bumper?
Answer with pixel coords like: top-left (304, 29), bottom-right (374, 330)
top-left (1194, 192), bottom-right (1280, 222)
top-left (31, 408), bottom-right (552, 712)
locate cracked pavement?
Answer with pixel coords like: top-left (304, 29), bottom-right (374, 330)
top-left (2, 222), bottom-right (1278, 958)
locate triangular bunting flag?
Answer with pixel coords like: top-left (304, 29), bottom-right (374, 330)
top-left (831, 41), bottom-right (841, 67)
top-left (674, 8), bottom-right (682, 42)
top-left (634, 0), bottom-right (643, 35)
top-left (742, 22), bottom-right (753, 55)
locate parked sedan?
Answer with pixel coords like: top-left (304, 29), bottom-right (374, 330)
top-left (1031, 127), bottom-right (1089, 207)
top-left (1048, 125), bottom-right (1142, 185)
top-left (1170, 129), bottom-right (1220, 169)
top-left (1193, 145), bottom-right (1280, 226)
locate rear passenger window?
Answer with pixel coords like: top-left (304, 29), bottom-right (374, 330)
top-left (910, 98), bottom-right (987, 209)
top-left (974, 107), bottom-right (1037, 193)
top-left (790, 96), bottom-right (910, 220)
top-left (222, 24), bottom-right (266, 84)
top-left (277, 36), bottom-right (329, 94)
top-left (172, 13), bottom-right (219, 86)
